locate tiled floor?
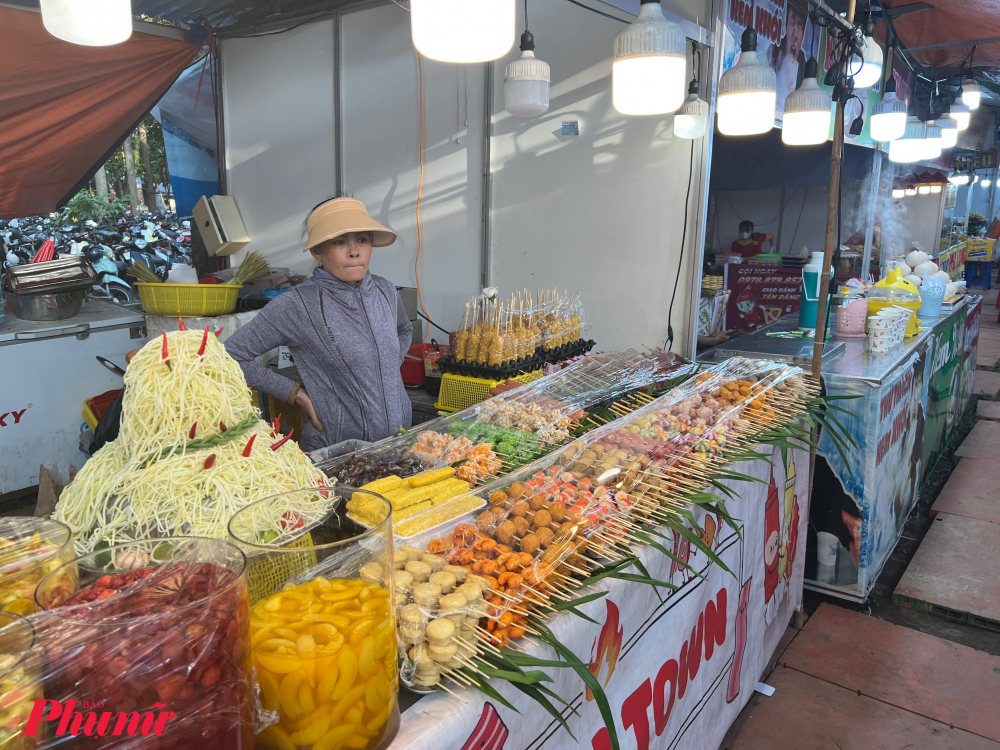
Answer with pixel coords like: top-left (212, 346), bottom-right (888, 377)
top-left (721, 606), bottom-right (1000, 749)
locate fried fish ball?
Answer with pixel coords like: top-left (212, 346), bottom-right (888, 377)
top-left (550, 504), bottom-right (567, 523)
top-left (528, 496), bottom-right (548, 511)
top-left (495, 520), bottom-right (516, 546)
top-left (532, 509), bottom-right (553, 528)
top-left (520, 533), bottom-right (541, 556)
top-left (489, 490), bottom-right (509, 507)
top-left (536, 527), bottom-right (555, 548)
top-left (513, 516), bottom-right (531, 536)
top-left (511, 500), bottom-right (529, 517)
top-left (507, 482), bottom-right (526, 498)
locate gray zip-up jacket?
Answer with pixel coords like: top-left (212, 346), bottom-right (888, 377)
top-left (225, 269), bottom-right (413, 451)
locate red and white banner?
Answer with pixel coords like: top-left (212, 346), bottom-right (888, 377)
top-left (394, 445), bottom-right (809, 750)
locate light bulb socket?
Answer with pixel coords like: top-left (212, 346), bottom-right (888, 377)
top-left (884, 76), bottom-right (896, 94)
top-left (688, 79), bottom-right (699, 95)
top-left (850, 115), bottom-right (864, 136)
top-left (519, 29), bottom-right (535, 52)
top-left (741, 26), bottom-right (758, 53)
top-left (804, 57), bottom-right (818, 80)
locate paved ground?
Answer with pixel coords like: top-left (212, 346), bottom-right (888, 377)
top-left (723, 285), bottom-right (1000, 749)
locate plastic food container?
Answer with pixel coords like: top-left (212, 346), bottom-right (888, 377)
top-left (309, 439), bottom-right (373, 464)
top-left (0, 518), bottom-right (73, 616)
top-left (229, 487), bottom-right (399, 750)
top-left (34, 538), bottom-right (254, 750)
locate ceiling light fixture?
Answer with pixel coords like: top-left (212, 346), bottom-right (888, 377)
top-left (950, 99), bottom-right (971, 131)
top-left (936, 117), bottom-right (958, 149)
top-left (850, 22), bottom-right (883, 89)
top-left (904, 186), bottom-right (917, 196)
top-left (870, 76), bottom-right (906, 142)
top-left (892, 187), bottom-right (905, 198)
top-left (612, 0), bottom-right (687, 116)
top-left (717, 26), bottom-right (776, 135)
top-left (921, 121), bottom-right (942, 160)
top-left (411, 0), bottom-right (515, 63)
top-left (948, 170), bottom-right (970, 186)
top-left (930, 184), bottom-right (942, 193)
top-left (962, 77), bottom-right (981, 110)
top-left (782, 58), bottom-right (832, 145)
top-left (40, 0), bottom-right (132, 46)
top-left (503, 1), bottom-right (549, 117)
top-left (888, 117), bottom-right (927, 163)
top-left (674, 80), bottom-right (709, 138)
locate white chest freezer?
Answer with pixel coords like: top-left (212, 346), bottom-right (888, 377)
top-left (0, 300), bottom-right (147, 494)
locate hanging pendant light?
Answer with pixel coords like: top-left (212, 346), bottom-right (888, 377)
top-left (918, 184), bottom-right (931, 194)
top-left (948, 170), bottom-right (970, 186)
top-left (892, 187), bottom-right (905, 199)
top-left (781, 58), bottom-right (832, 145)
top-left (504, 3), bottom-right (550, 118)
top-left (904, 186), bottom-right (918, 196)
top-left (612, 0), bottom-right (687, 116)
top-left (983, 178), bottom-right (992, 188)
top-left (950, 99), bottom-right (971, 131)
top-left (962, 77), bottom-right (981, 110)
top-left (411, 0), bottom-right (515, 63)
top-left (40, 0), bottom-right (132, 46)
top-left (870, 77), bottom-right (906, 142)
top-left (888, 117), bottom-right (927, 163)
top-left (674, 80), bottom-right (709, 138)
top-left (718, 26), bottom-right (776, 135)
top-left (850, 26), bottom-right (883, 89)
top-left (930, 184), bottom-right (942, 193)
top-left (937, 117), bottom-right (958, 149)
top-left (921, 121), bottom-right (942, 160)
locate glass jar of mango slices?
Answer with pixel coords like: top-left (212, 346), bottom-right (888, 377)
top-left (229, 487), bottom-right (398, 750)
top-left (0, 613), bottom-right (39, 750)
top-left (0, 519), bottom-right (73, 617)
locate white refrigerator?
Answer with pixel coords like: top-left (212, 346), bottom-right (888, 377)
top-left (0, 300), bottom-right (147, 494)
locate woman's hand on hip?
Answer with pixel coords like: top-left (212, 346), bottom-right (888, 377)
top-left (295, 389), bottom-right (324, 432)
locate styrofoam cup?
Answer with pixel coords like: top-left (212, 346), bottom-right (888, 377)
top-left (817, 531), bottom-right (839, 566)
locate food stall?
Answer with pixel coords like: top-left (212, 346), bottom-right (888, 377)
top-left (701, 296), bottom-right (982, 602)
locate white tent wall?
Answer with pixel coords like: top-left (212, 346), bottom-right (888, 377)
top-left (340, 2), bottom-right (486, 334)
top-left (488, 0), bottom-right (709, 352)
top-left (218, 0), bottom-right (715, 354)
top-left (219, 20), bottom-right (339, 272)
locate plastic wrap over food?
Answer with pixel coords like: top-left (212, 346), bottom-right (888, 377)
top-left (0, 519), bottom-right (74, 618)
top-left (0, 537), bottom-right (256, 749)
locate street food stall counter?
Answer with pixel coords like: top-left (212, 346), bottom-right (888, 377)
top-left (700, 298), bottom-right (982, 602)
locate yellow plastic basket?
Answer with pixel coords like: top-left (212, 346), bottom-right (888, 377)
top-left (135, 283), bottom-right (240, 317)
top-left (435, 370), bottom-right (543, 412)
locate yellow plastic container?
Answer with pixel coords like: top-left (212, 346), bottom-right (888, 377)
top-left (135, 282), bottom-right (240, 316)
top-left (867, 268), bottom-right (923, 336)
top-left (434, 369), bottom-right (543, 412)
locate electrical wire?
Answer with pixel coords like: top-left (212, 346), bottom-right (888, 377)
top-left (665, 139), bottom-right (697, 351)
top-left (415, 52), bottom-right (430, 342)
top-left (389, 0), bottom-right (410, 10)
top-left (563, 0), bottom-right (629, 24)
top-left (787, 186), bottom-right (809, 252)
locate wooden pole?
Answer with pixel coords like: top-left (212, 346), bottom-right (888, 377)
top-left (810, 0), bottom-right (857, 378)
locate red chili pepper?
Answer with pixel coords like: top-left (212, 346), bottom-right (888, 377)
top-left (204, 454), bottom-right (216, 469)
top-left (178, 317), bottom-right (187, 331)
top-left (242, 434), bottom-right (257, 457)
top-left (219, 421), bottom-right (228, 432)
top-left (214, 327), bottom-right (225, 338)
top-left (197, 326), bottom-right (210, 357)
top-left (281, 511), bottom-right (303, 531)
top-left (189, 422), bottom-right (198, 439)
top-left (161, 332), bottom-right (170, 361)
top-left (273, 414), bottom-right (282, 436)
top-left (270, 429), bottom-right (294, 451)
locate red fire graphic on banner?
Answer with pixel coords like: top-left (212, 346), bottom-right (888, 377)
top-left (586, 600), bottom-right (624, 701)
top-left (460, 702), bottom-right (509, 750)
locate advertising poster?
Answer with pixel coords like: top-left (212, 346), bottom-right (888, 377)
top-left (922, 310), bottom-right (966, 471)
top-left (723, 0), bottom-right (820, 122)
top-left (393, 447), bottom-right (810, 750)
top-left (725, 266), bottom-right (802, 333)
top-left (960, 298), bottom-right (982, 417)
top-left (808, 338), bottom-right (931, 598)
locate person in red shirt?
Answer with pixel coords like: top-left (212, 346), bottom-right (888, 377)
top-left (730, 220), bottom-right (775, 257)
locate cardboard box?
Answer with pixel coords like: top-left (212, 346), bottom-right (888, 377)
top-left (966, 238), bottom-right (995, 261)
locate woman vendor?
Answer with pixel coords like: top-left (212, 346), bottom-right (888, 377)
top-left (730, 220), bottom-right (775, 257)
top-left (226, 197), bottom-right (413, 451)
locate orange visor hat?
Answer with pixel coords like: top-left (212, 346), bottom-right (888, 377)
top-left (305, 197), bottom-right (396, 250)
